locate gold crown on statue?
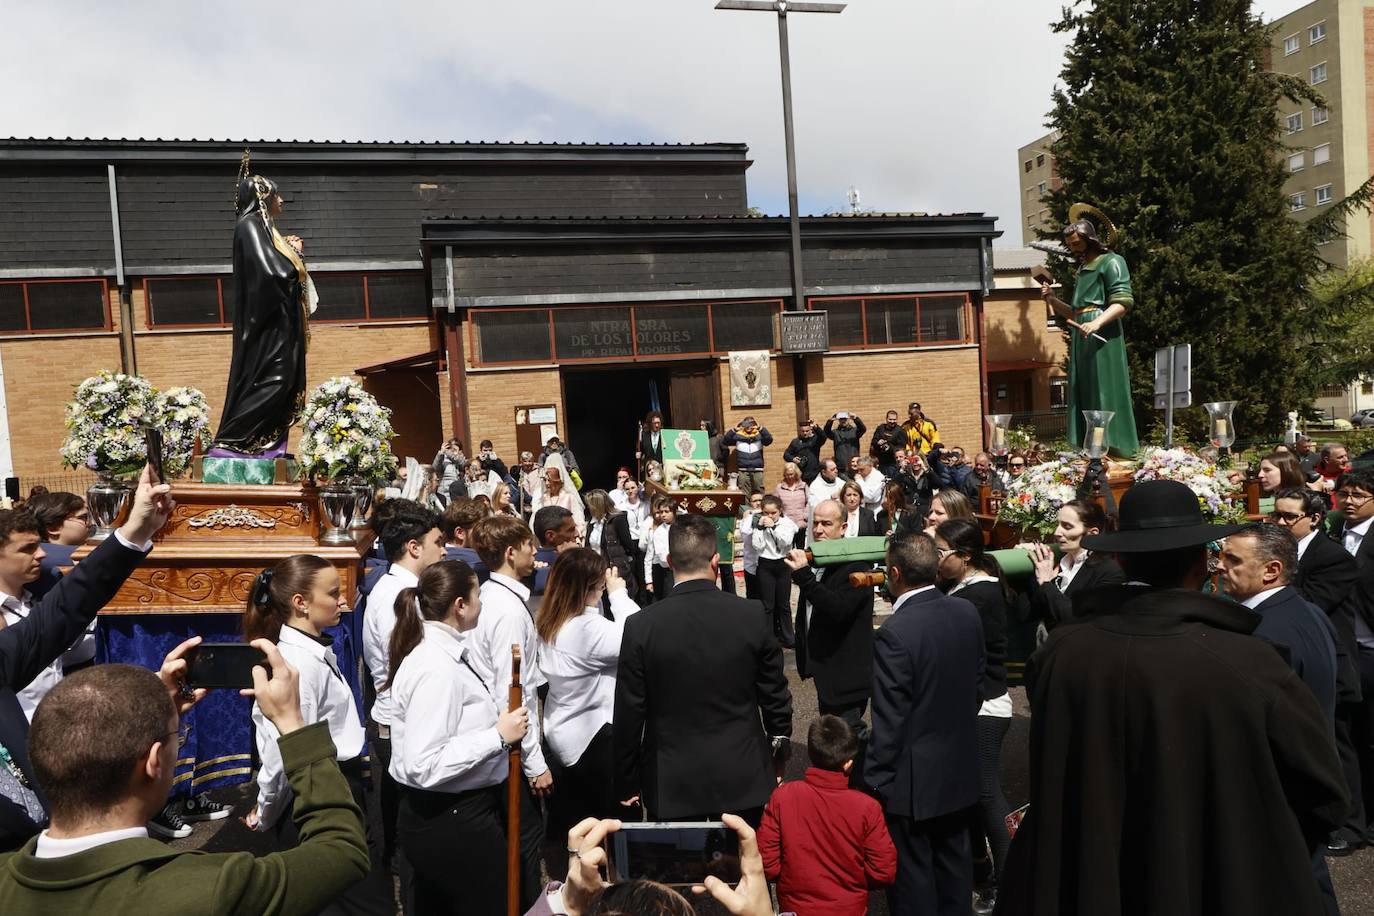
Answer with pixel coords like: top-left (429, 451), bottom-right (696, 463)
top-left (1067, 202), bottom-right (1121, 248)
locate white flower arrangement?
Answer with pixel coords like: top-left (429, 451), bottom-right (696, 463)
top-left (996, 457), bottom-right (1085, 537)
top-left (1132, 446), bottom-right (1247, 523)
top-left (60, 371), bottom-right (159, 479)
top-left (297, 377), bottom-right (398, 484)
top-left (154, 387), bottom-right (212, 479)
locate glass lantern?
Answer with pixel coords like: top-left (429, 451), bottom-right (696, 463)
top-left (1204, 401), bottom-right (1238, 450)
top-left (985, 414), bottom-right (1012, 457)
top-left (1081, 410), bottom-right (1115, 459)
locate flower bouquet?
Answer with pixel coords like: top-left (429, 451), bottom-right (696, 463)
top-left (1132, 446), bottom-right (1247, 524)
top-left (60, 370), bottom-right (158, 479)
top-left (154, 386), bottom-right (212, 479)
top-left (297, 377), bottom-right (398, 485)
top-left (996, 457), bottom-right (1084, 537)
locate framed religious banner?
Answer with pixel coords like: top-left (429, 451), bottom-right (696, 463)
top-left (660, 428), bottom-right (720, 491)
top-left (728, 350), bottom-right (771, 407)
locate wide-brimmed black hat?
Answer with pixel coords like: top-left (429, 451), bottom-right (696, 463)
top-left (1081, 479), bottom-right (1248, 553)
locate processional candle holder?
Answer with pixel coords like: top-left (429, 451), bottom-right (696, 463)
top-left (985, 413), bottom-right (1012, 473)
top-left (1079, 410), bottom-right (1114, 498)
top-left (1204, 400), bottom-right (1238, 460)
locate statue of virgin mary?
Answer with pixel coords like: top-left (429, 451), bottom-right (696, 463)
top-left (212, 153), bottom-right (316, 456)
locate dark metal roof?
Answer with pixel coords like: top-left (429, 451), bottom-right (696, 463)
top-left (421, 214), bottom-right (1002, 246)
top-left (0, 138), bottom-right (751, 166)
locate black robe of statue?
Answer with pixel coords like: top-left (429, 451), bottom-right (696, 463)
top-left (213, 178), bottom-right (307, 452)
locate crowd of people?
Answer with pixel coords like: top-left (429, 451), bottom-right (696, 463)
top-left (0, 402), bottom-right (1370, 916)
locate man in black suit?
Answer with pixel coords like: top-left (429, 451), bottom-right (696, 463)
top-left (1335, 468), bottom-right (1374, 852)
top-left (784, 499), bottom-right (874, 781)
top-left (865, 528), bottom-right (984, 916)
top-left (613, 513), bottom-right (792, 825)
top-left (636, 411), bottom-right (665, 474)
top-left (0, 465), bottom-right (173, 851)
top-left (1274, 486), bottom-right (1366, 856)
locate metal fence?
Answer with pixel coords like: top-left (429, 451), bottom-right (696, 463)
top-left (1009, 410), bottom-right (1069, 444)
top-left (12, 470), bottom-right (100, 500)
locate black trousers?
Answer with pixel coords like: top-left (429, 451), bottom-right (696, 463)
top-left (1351, 648), bottom-right (1374, 839)
top-left (756, 556), bottom-right (794, 644)
top-left (274, 757), bottom-right (394, 916)
top-left (548, 723), bottom-right (639, 839)
top-left (399, 779), bottom-right (542, 916)
top-left (970, 714), bottom-right (1012, 881)
top-left (743, 568), bottom-right (759, 600)
top-left (1334, 700), bottom-right (1365, 838)
top-left (885, 808), bottom-right (973, 916)
top-left (650, 563), bottom-right (673, 602)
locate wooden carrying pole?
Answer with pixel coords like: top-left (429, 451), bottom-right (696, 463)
top-left (507, 643), bottom-right (523, 916)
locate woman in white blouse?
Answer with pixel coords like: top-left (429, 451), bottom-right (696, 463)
top-left (242, 555), bottom-right (392, 915)
top-left (535, 547), bottom-right (641, 833)
top-left (387, 559), bottom-right (529, 915)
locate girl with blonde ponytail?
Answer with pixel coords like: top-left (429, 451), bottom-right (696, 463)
top-left (242, 554), bottom-right (392, 915)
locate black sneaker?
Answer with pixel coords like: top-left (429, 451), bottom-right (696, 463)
top-left (148, 803), bottom-right (192, 839)
top-left (181, 793), bottom-right (231, 822)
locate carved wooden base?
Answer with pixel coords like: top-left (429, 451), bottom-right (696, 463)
top-left (74, 482), bottom-right (370, 615)
top-left (645, 482), bottom-right (746, 518)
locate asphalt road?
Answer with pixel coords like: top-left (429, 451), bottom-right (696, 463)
top-left (173, 606), bottom-right (1374, 915)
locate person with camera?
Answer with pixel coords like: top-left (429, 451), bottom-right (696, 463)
top-left (722, 417), bottom-right (773, 497)
top-left (432, 438), bottom-right (467, 497)
top-left (784, 420), bottom-right (825, 484)
top-left (869, 410), bottom-right (907, 477)
top-left (0, 633), bottom-right (371, 914)
top-left (241, 555), bottom-right (392, 914)
top-left (823, 412), bottom-right (867, 471)
top-left (0, 465), bottom-right (172, 853)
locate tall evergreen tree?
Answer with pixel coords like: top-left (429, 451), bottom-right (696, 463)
top-left (1042, 0), bottom-right (1373, 441)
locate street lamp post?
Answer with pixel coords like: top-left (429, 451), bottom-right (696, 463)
top-left (716, 0), bottom-right (845, 425)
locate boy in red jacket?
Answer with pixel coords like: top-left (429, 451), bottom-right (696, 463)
top-left (758, 715), bottom-right (897, 915)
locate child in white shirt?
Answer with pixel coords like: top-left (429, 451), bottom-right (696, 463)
top-left (751, 495), bottom-right (798, 647)
top-left (640, 495), bottom-right (676, 602)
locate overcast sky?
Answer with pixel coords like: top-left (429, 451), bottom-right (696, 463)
top-left (1, 0), bottom-right (1304, 247)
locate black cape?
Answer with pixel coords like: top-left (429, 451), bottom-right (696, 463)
top-left (213, 177), bottom-right (306, 452)
top-left (997, 585), bottom-right (1349, 916)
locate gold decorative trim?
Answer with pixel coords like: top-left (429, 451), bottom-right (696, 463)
top-left (190, 766), bottom-right (253, 787)
top-left (695, 497), bottom-right (718, 512)
top-left (186, 506), bottom-right (277, 530)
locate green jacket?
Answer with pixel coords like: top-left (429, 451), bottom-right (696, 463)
top-left (0, 722), bottom-right (369, 915)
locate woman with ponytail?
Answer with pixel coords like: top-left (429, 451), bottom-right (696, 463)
top-left (242, 554), bottom-right (391, 915)
top-left (536, 547), bottom-right (642, 835)
top-left (932, 517), bottom-right (1011, 914)
top-left (386, 559), bottom-right (530, 915)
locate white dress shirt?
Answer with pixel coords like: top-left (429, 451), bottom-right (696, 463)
top-left (473, 573), bottom-right (548, 778)
top-left (610, 489), bottom-right (630, 512)
top-left (1344, 516), bottom-right (1372, 558)
top-left (623, 500), bottom-right (650, 542)
top-left (752, 517), bottom-right (798, 560)
top-left (1056, 550), bottom-right (1090, 592)
top-left (844, 510), bottom-right (863, 538)
top-left (641, 523), bottom-right (671, 583)
top-left (856, 469), bottom-right (887, 512)
top-left (35, 826), bottom-right (148, 859)
top-left (362, 564), bottom-right (420, 726)
top-left (808, 476), bottom-right (844, 508)
top-left (389, 620), bottom-right (507, 793)
top-left (739, 511), bottom-right (761, 575)
top-left (1241, 586), bottom-right (1286, 610)
top-left (1296, 529), bottom-right (1319, 561)
top-left (253, 624), bottom-right (367, 830)
top-left (539, 589), bottom-right (641, 767)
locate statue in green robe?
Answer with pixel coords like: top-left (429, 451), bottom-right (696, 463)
top-left (1039, 215), bottom-right (1139, 457)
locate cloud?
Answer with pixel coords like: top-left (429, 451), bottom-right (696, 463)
top-left (3, 1), bottom-right (1155, 246)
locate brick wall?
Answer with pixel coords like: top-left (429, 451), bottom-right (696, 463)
top-left (6, 283), bottom-right (435, 478)
top-left (706, 346), bottom-right (983, 490)
top-left (465, 365), bottom-right (564, 463)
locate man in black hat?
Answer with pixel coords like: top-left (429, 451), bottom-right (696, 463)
top-left (996, 480), bottom-right (1348, 916)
